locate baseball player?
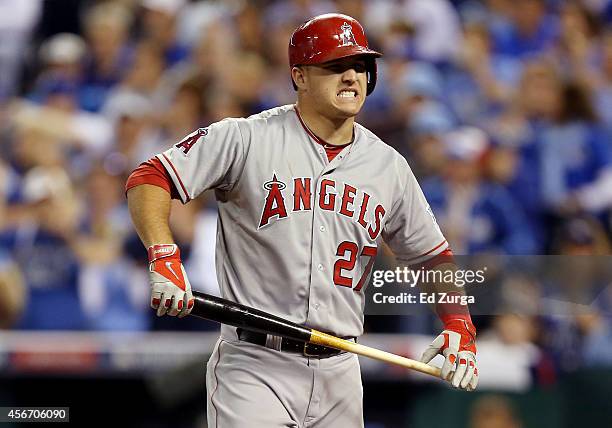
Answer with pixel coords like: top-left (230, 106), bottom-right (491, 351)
top-left (126, 13), bottom-right (478, 427)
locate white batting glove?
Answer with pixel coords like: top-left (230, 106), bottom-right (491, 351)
top-left (147, 244), bottom-right (194, 317)
top-left (420, 319), bottom-right (478, 391)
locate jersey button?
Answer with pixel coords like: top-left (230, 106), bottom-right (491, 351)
top-left (317, 264), bottom-right (324, 271)
top-left (314, 303), bottom-right (320, 310)
top-left (319, 226), bottom-right (325, 232)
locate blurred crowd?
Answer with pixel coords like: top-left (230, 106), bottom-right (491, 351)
top-left (1, 0), bottom-right (612, 387)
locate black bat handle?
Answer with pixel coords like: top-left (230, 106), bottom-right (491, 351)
top-left (190, 291), bottom-right (312, 342)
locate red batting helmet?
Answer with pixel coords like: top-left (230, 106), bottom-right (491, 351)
top-left (289, 13), bottom-right (382, 95)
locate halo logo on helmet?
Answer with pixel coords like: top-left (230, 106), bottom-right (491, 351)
top-left (288, 13), bottom-right (382, 95)
top-left (339, 22), bottom-right (357, 47)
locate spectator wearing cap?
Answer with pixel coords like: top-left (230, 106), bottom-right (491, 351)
top-left (29, 33), bottom-right (87, 105)
top-left (422, 126), bottom-right (537, 254)
top-left (28, 33), bottom-right (87, 111)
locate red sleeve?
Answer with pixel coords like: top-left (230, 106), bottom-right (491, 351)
top-left (125, 157), bottom-right (181, 200)
top-left (411, 248), bottom-right (474, 326)
top-left (412, 248), bottom-right (455, 270)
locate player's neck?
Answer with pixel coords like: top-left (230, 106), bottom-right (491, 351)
top-left (295, 102), bottom-right (355, 146)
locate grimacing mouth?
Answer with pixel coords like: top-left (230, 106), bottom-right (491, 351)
top-left (337, 88), bottom-right (359, 98)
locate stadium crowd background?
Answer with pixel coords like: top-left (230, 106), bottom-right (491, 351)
top-left (1, 0), bottom-right (612, 426)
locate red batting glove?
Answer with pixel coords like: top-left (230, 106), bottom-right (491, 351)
top-left (420, 318), bottom-right (478, 391)
top-left (148, 244), bottom-right (194, 317)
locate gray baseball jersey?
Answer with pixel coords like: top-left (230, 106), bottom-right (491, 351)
top-left (157, 104), bottom-right (447, 338)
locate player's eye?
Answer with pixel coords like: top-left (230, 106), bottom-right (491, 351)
top-left (352, 63), bottom-right (367, 73)
top-left (324, 62), bottom-right (367, 74)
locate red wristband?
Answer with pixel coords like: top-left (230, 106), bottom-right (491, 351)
top-left (444, 318), bottom-right (476, 338)
top-left (147, 244), bottom-right (181, 263)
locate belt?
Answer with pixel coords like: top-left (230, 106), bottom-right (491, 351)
top-left (236, 328), bottom-right (351, 359)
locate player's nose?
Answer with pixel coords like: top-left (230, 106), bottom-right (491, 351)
top-left (341, 68), bottom-right (358, 83)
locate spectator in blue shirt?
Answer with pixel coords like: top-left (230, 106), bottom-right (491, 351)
top-left (483, 137), bottom-right (546, 249)
top-left (28, 33), bottom-right (87, 105)
top-left (490, 0), bottom-right (559, 58)
top-left (423, 126), bottom-right (537, 254)
top-left (444, 21), bottom-right (523, 124)
top-left (4, 167), bottom-right (87, 330)
top-left (538, 81), bottom-right (612, 217)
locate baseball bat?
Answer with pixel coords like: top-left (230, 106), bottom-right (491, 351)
top-left (189, 291), bottom-right (441, 378)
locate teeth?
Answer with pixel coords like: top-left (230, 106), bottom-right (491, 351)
top-left (338, 90), bottom-right (356, 98)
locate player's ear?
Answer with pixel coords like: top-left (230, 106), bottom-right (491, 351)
top-left (291, 66), bottom-right (307, 91)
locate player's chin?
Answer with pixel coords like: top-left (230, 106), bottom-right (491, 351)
top-left (333, 101), bottom-right (363, 118)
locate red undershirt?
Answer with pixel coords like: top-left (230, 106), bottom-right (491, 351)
top-left (294, 107), bottom-right (352, 162)
top-left (125, 157), bottom-right (179, 199)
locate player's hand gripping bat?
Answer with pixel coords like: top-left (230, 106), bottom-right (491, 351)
top-left (189, 290), bottom-right (441, 378)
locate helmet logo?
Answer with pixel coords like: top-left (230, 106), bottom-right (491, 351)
top-left (339, 22), bottom-right (357, 47)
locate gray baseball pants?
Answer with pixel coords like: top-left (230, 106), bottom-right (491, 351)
top-left (206, 330), bottom-right (363, 427)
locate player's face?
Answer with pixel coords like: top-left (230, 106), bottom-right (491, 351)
top-left (302, 56), bottom-right (368, 118)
